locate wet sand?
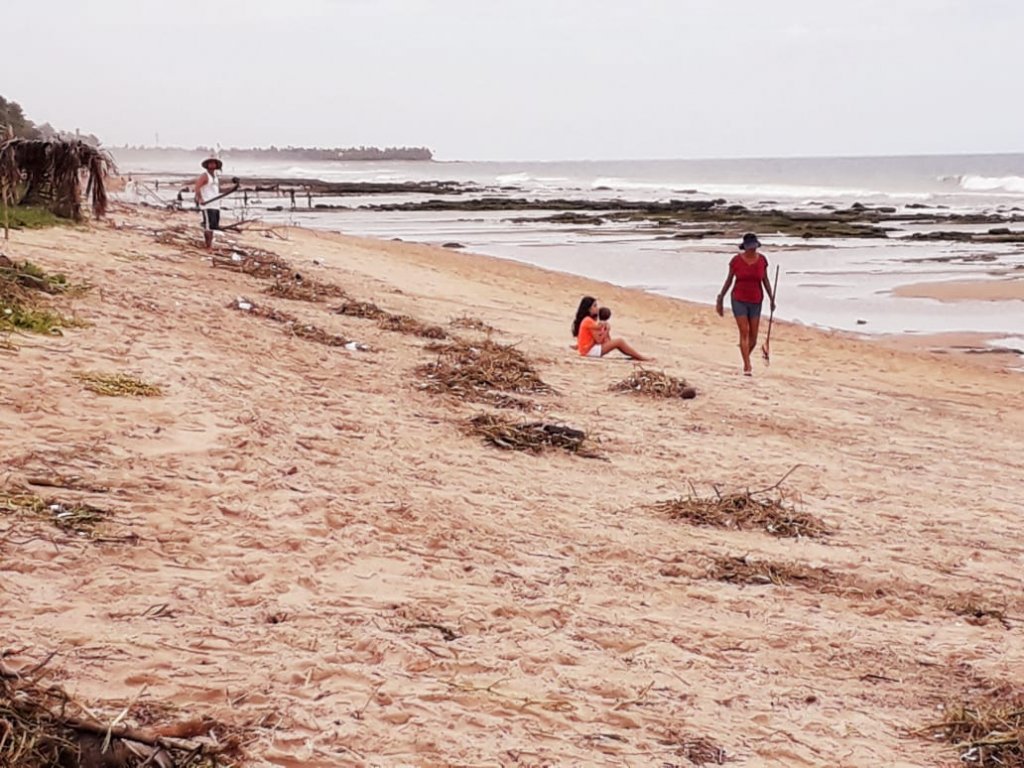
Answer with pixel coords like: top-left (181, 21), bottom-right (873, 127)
top-left (892, 276), bottom-right (1024, 302)
top-left (2, 207), bottom-right (1023, 767)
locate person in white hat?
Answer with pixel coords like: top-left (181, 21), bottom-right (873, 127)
top-left (194, 157), bottom-right (224, 249)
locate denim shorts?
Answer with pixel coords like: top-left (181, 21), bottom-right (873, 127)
top-left (731, 297), bottom-right (762, 319)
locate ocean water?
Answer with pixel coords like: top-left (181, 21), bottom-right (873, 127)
top-left (115, 150), bottom-right (1024, 346)
top-left (116, 150), bottom-right (1024, 208)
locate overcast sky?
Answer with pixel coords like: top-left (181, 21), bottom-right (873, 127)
top-left (4, 0), bottom-right (1020, 160)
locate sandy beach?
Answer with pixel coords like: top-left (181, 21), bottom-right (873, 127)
top-left (3, 207), bottom-right (1024, 767)
top-left (892, 276), bottom-right (1024, 303)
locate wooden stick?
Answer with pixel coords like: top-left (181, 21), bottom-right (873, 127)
top-left (761, 264), bottom-right (780, 363)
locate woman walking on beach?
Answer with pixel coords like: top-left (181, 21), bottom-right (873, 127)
top-left (572, 296), bottom-right (653, 361)
top-left (716, 233), bottom-right (776, 375)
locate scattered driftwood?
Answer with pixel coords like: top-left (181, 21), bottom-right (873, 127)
top-left (648, 468), bottom-right (829, 539)
top-left (0, 658), bottom-right (241, 767)
top-left (464, 413), bottom-right (598, 457)
top-left (417, 339), bottom-right (551, 404)
top-left (73, 372), bottom-right (162, 397)
top-left (924, 690), bottom-right (1024, 767)
top-left (610, 367), bottom-right (696, 399)
top-left (0, 487), bottom-right (108, 536)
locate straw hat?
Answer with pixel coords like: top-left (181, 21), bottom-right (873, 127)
top-left (201, 157), bottom-right (223, 170)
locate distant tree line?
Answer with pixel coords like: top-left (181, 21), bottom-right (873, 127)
top-left (0, 94), bottom-right (101, 146)
top-left (123, 145), bottom-right (434, 161)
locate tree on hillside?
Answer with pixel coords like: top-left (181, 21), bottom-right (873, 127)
top-left (0, 95), bottom-right (40, 139)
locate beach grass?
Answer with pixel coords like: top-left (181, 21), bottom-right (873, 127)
top-left (1, 205), bottom-right (67, 230)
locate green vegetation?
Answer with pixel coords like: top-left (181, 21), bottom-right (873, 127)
top-left (0, 95), bottom-right (39, 139)
top-left (2, 205), bottom-right (67, 230)
top-left (0, 258), bottom-right (80, 335)
top-left (0, 303), bottom-right (67, 334)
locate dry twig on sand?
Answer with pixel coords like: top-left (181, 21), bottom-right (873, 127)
top-left (0, 658), bottom-right (242, 767)
top-left (924, 690), bottom-right (1024, 768)
top-left (73, 372), bottom-right (163, 397)
top-left (649, 468), bottom-right (829, 539)
top-left (464, 413), bottom-right (599, 457)
top-left (610, 367), bottom-right (697, 399)
top-left (418, 339), bottom-right (552, 405)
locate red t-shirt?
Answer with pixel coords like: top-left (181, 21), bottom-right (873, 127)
top-left (730, 253), bottom-right (768, 303)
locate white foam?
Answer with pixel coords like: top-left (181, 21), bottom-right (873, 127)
top-left (959, 175), bottom-right (1024, 194)
top-left (589, 177), bottom-right (929, 201)
top-left (988, 336), bottom-right (1024, 353)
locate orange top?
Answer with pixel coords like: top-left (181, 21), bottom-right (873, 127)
top-left (577, 316), bottom-right (599, 355)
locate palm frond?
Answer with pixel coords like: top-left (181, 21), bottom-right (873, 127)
top-left (0, 138), bottom-right (115, 221)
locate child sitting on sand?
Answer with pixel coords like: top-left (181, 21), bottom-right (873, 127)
top-left (594, 306), bottom-right (612, 345)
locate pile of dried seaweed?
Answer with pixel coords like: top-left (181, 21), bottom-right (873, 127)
top-left (210, 248), bottom-right (291, 279)
top-left (649, 475), bottom-right (828, 539)
top-left (947, 596), bottom-right (1014, 629)
top-left (334, 299), bottom-right (386, 320)
top-left (0, 658), bottom-right (242, 768)
top-left (264, 274), bottom-right (347, 303)
top-left (230, 297), bottom-right (360, 349)
top-left (705, 555), bottom-right (841, 590)
top-left (73, 372), bottom-right (163, 397)
top-left (0, 488), bottom-right (108, 536)
top-left (450, 315), bottom-right (495, 334)
top-left (464, 413), bottom-right (597, 457)
top-left (335, 300), bottom-right (447, 339)
top-left (0, 256), bottom-right (75, 336)
top-left (925, 690), bottom-right (1024, 767)
top-left (610, 367), bottom-right (696, 399)
top-left (378, 313), bottom-right (448, 339)
top-left (418, 339), bottom-right (551, 403)
top-left (659, 731), bottom-right (728, 766)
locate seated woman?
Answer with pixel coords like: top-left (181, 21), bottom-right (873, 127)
top-left (572, 296), bottom-right (653, 361)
